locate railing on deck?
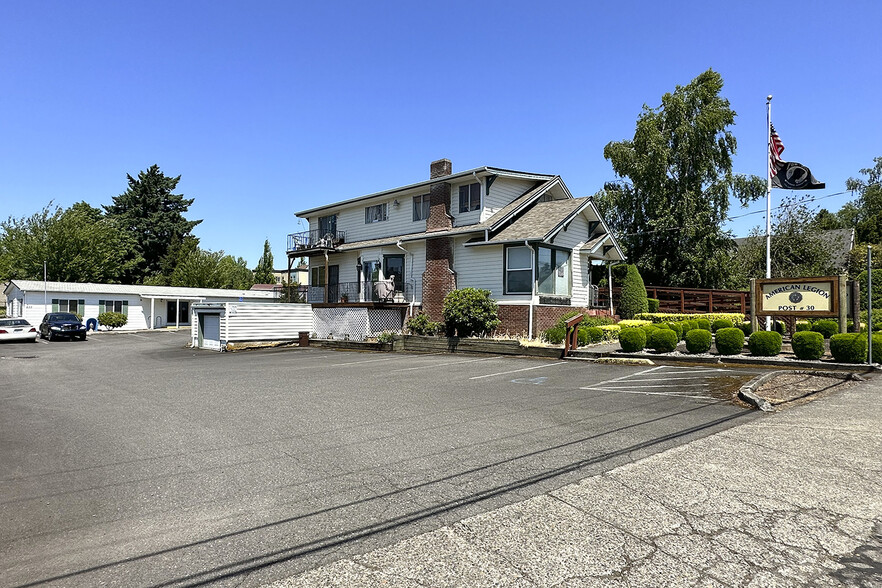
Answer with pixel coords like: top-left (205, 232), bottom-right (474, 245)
top-left (307, 281), bottom-right (415, 304)
top-left (287, 229), bottom-right (346, 252)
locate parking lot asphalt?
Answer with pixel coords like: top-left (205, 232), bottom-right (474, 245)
top-left (0, 331), bottom-right (764, 587)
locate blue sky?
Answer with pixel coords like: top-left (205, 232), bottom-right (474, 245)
top-left (2, 1), bottom-right (879, 269)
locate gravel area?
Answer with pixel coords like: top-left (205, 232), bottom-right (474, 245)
top-left (754, 372), bottom-right (858, 406)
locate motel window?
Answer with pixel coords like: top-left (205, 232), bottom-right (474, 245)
top-left (537, 247), bottom-right (570, 296)
top-left (364, 203), bottom-right (388, 224)
top-left (52, 299), bottom-right (85, 316)
top-left (98, 300), bottom-right (128, 315)
top-left (413, 194), bottom-right (430, 221)
top-left (459, 183), bottom-right (481, 213)
top-left (505, 246), bottom-right (533, 294)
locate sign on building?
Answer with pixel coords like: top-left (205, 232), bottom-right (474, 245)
top-left (754, 276), bottom-right (840, 318)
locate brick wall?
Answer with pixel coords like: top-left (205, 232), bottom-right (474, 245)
top-left (495, 305), bottom-right (530, 335)
top-left (427, 158), bottom-right (453, 232)
top-left (421, 237), bottom-right (456, 321)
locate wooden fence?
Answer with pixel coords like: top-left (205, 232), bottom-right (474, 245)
top-left (598, 286), bottom-right (750, 315)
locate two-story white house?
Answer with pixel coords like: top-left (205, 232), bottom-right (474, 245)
top-left (287, 159), bottom-right (624, 337)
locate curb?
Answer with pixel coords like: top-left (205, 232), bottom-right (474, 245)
top-left (737, 369), bottom-right (867, 412)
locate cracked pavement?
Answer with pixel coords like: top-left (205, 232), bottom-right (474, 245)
top-left (269, 378), bottom-right (882, 587)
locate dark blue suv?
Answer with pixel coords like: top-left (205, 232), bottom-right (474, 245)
top-left (39, 313), bottom-right (87, 341)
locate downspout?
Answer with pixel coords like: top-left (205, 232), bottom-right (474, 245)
top-left (396, 240), bottom-right (415, 317)
top-left (526, 240), bottom-right (534, 340)
top-left (323, 249), bottom-right (329, 304)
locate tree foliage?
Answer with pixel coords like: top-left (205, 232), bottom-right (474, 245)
top-left (0, 202), bottom-right (140, 282)
top-left (104, 165), bottom-right (201, 283)
top-left (596, 69), bottom-right (765, 288)
top-left (441, 288), bottom-right (500, 337)
top-left (731, 196), bottom-right (836, 288)
top-left (253, 239), bottom-right (275, 284)
top-left (170, 248), bottom-right (254, 289)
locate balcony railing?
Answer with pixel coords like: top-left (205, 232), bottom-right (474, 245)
top-left (307, 281), bottom-right (415, 304)
top-left (287, 229), bottom-right (346, 253)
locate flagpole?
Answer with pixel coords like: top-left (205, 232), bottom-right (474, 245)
top-left (765, 95), bottom-right (773, 331)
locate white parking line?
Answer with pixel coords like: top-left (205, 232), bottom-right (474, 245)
top-left (392, 356), bottom-right (496, 372)
top-left (585, 365), bottom-right (664, 389)
top-left (591, 383), bottom-right (708, 389)
top-left (329, 357), bottom-right (401, 367)
top-left (582, 388), bottom-right (721, 402)
top-left (469, 362), bottom-right (567, 380)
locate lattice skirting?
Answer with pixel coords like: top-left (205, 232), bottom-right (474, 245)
top-left (313, 307), bottom-right (404, 340)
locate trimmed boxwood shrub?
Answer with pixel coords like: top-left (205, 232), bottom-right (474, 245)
top-left (872, 333), bottom-right (882, 364)
top-left (617, 264), bottom-right (649, 319)
top-left (773, 320), bottom-right (786, 335)
top-left (715, 327), bottom-right (745, 355)
top-left (649, 328), bottom-right (678, 353)
top-left (619, 327), bottom-right (647, 352)
top-left (711, 319), bottom-right (733, 333)
top-left (794, 321), bottom-right (811, 332)
top-left (685, 329), bottom-right (712, 354)
top-left (663, 322), bottom-right (683, 340)
top-left (737, 321), bottom-right (753, 336)
top-left (791, 331), bottom-right (825, 360)
top-left (696, 318), bottom-right (711, 331)
top-left (679, 319), bottom-right (695, 334)
top-left (584, 326), bottom-right (604, 344)
top-left (748, 331), bottom-right (783, 356)
top-left (97, 311), bottom-right (127, 329)
top-left (442, 288), bottom-right (500, 337)
top-left (542, 326), bottom-right (566, 344)
top-left (647, 298), bottom-right (660, 313)
top-left (641, 324), bottom-right (659, 337)
top-left (811, 319), bottom-right (839, 339)
top-left (406, 312), bottom-right (443, 336)
top-left (829, 333), bottom-right (867, 363)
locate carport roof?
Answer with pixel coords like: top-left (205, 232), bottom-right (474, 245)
top-left (6, 280), bottom-right (279, 300)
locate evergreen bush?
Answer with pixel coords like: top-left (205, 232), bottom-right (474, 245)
top-left (696, 318), bottom-right (711, 331)
top-left (619, 327), bottom-right (647, 352)
top-left (441, 288), bottom-right (500, 337)
top-left (791, 331), bottom-right (825, 360)
top-left (748, 331), bottom-right (783, 356)
top-left (794, 321), bottom-right (811, 332)
top-left (737, 321), bottom-right (753, 336)
top-left (685, 329), bottom-right (712, 354)
top-left (542, 326), bottom-right (566, 344)
top-left (714, 328), bottom-right (745, 355)
top-left (406, 312), bottom-right (443, 336)
top-left (647, 298), bottom-right (660, 313)
top-left (711, 319), bottom-right (733, 333)
top-left (616, 264), bottom-right (649, 319)
top-left (584, 326), bottom-right (604, 344)
top-left (829, 333), bottom-right (867, 363)
top-left (811, 319), bottom-right (838, 339)
top-left (872, 333), bottom-right (882, 363)
top-left (97, 312), bottom-right (127, 329)
top-left (664, 322), bottom-right (683, 340)
top-left (649, 328), bottom-right (678, 353)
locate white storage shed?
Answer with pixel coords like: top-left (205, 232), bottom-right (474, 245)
top-left (191, 302), bottom-right (313, 351)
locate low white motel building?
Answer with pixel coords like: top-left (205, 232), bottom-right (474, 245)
top-left (4, 280), bottom-right (279, 331)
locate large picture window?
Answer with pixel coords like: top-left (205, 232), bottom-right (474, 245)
top-left (505, 246), bottom-right (533, 294)
top-left (538, 247), bottom-right (570, 296)
top-left (459, 183), bottom-right (481, 213)
top-left (318, 214), bottom-right (337, 236)
top-left (365, 203), bottom-right (388, 224)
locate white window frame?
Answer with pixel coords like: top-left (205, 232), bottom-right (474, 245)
top-left (459, 183), bottom-right (481, 213)
top-left (505, 245), bottom-right (533, 295)
top-left (413, 194), bottom-right (430, 221)
top-left (364, 203), bottom-right (388, 224)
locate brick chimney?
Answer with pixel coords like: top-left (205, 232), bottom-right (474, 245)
top-left (422, 159), bottom-right (456, 321)
top-left (426, 158), bottom-right (453, 233)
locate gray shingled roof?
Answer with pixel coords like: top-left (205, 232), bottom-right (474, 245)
top-left (488, 198), bottom-right (585, 242)
top-left (732, 228), bottom-right (855, 270)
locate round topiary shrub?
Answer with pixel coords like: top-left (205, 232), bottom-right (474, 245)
top-left (584, 326), bottom-right (604, 344)
top-left (616, 264), bottom-right (649, 319)
top-left (811, 319), bottom-right (839, 339)
top-left (641, 324), bottom-right (658, 337)
top-left (872, 333), bottom-right (882, 364)
top-left (748, 331), bottom-right (783, 356)
top-left (542, 326), bottom-right (566, 344)
top-left (829, 333), bottom-right (867, 363)
top-left (696, 318), bottom-right (711, 331)
top-left (649, 328), bottom-right (678, 353)
top-left (714, 327), bottom-right (745, 355)
top-left (663, 322), bottom-right (683, 340)
top-left (685, 329), bottom-right (712, 354)
top-left (791, 331), bottom-right (825, 360)
top-left (647, 298), bottom-right (660, 313)
top-left (619, 327), bottom-right (647, 352)
top-left (442, 288), bottom-right (500, 337)
top-left (794, 321), bottom-right (811, 332)
top-left (97, 311), bottom-right (127, 330)
top-left (738, 321), bottom-right (753, 336)
top-left (711, 319), bottom-right (733, 333)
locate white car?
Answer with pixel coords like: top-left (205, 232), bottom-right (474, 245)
top-left (0, 318), bottom-right (39, 342)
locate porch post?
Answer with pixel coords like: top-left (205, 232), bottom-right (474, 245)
top-left (176, 299), bottom-right (180, 328)
top-left (150, 298), bottom-right (155, 329)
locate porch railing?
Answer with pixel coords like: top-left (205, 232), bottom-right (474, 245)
top-left (308, 281), bottom-right (415, 304)
top-left (287, 229), bottom-right (346, 252)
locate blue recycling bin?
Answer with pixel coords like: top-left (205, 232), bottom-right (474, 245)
top-left (86, 318), bottom-right (98, 331)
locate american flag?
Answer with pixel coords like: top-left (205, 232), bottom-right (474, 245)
top-left (769, 124), bottom-right (785, 177)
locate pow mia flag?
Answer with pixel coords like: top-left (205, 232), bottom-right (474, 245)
top-left (769, 124), bottom-right (825, 189)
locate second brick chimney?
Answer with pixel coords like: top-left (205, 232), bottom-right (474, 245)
top-left (426, 158), bottom-right (453, 233)
top-left (421, 158), bottom-right (457, 320)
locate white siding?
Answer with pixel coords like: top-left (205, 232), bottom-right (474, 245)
top-left (191, 302), bottom-right (314, 349)
top-left (481, 178), bottom-right (536, 222)
top-left (548, 212), bottom-right (594, 306)
top-left (453, 238), bottom-right (506, 299)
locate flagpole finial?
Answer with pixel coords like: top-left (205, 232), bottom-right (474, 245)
top-left (767, 94), bottom-right (773, 102)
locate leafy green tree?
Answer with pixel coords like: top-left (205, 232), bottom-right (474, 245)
top-left (813, 208), bottom-right (845, 230)
top-left (104, 165), bottom-right (201, 283)
top-left (596, 69), bottom-right (765, 288)
top-left (0, 203), bottom-right (140, 283)
top-left (253, 239), bottom-right (275, 284)
top-left (171, 248), bottom-right (254, 289)
top-left (731, 196), bottom-right (835, 288)
top-left (843, 157), bottom-right (882, 244)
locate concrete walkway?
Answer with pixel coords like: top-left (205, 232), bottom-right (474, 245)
top-left (267, 377), bottom-right (882, 587)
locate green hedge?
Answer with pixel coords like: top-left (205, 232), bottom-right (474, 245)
top-left (633, 312), bottom-right (745, 324)
top-left (441, 288), bottom-right (500, 337)
top-left (791, 331), bottom-right (825, 360)
top-left (872, 333), bottom-right (882, 363)
top-left (829, 333), bottom-right (867, 363)
top-left (685, 329), bottom-right (712, 354)
top-left (585, 326), bottom-right (604, 344)
top-left (663, 322), bottom-right (683, 340)
top-left (619, 327), bottom-right (647, 352)
top-left (696, 318), bottom-right (711, 331)
top-left (738, 321), bottom-right (753, 336)
top-left (714, 328), bottom-right (745, 355)
top-left (649, 328), bottom-right (678, 353)
top-left (647, 298), bottom-right (660, 313)
top-left (811, 319), bottom-right (839, 339)
top-left (97, 311), bottom-right (127, 329)
top-left (711, 319), bottom-right (733, 333)
top-left (748, 331), bottom-right (782, 356)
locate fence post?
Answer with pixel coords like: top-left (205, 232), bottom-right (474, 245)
top-left (708, 292), bottom-right (713, 313)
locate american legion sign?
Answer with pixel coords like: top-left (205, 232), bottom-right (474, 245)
top-left (751, 276), bottom-right (847, 333)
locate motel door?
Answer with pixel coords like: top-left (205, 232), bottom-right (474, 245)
top-left (167, 301), bottom-right (190, 325)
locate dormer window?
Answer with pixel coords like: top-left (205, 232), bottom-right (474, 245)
top-left (365, 203), bottom-right (388, 224)
top-left (458, 183), bottom-right (481, 213)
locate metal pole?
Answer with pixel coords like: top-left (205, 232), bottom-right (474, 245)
top-left (765, 95), bottom-right (773, 330)
top-left (44, 260), bottom-right (48, 315)
top-left (858, 245), bottom-right (873, 363)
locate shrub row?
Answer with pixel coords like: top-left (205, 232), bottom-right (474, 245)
top-left (633, 312), bottom-right (745, 325)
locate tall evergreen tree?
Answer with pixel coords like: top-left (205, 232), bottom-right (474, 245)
top-left (253, 239), bottom-right (275, 284)
top-left (104, 165), bottom-right (201, 283)
top-left (596, 69), bottom-right (765, 288)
